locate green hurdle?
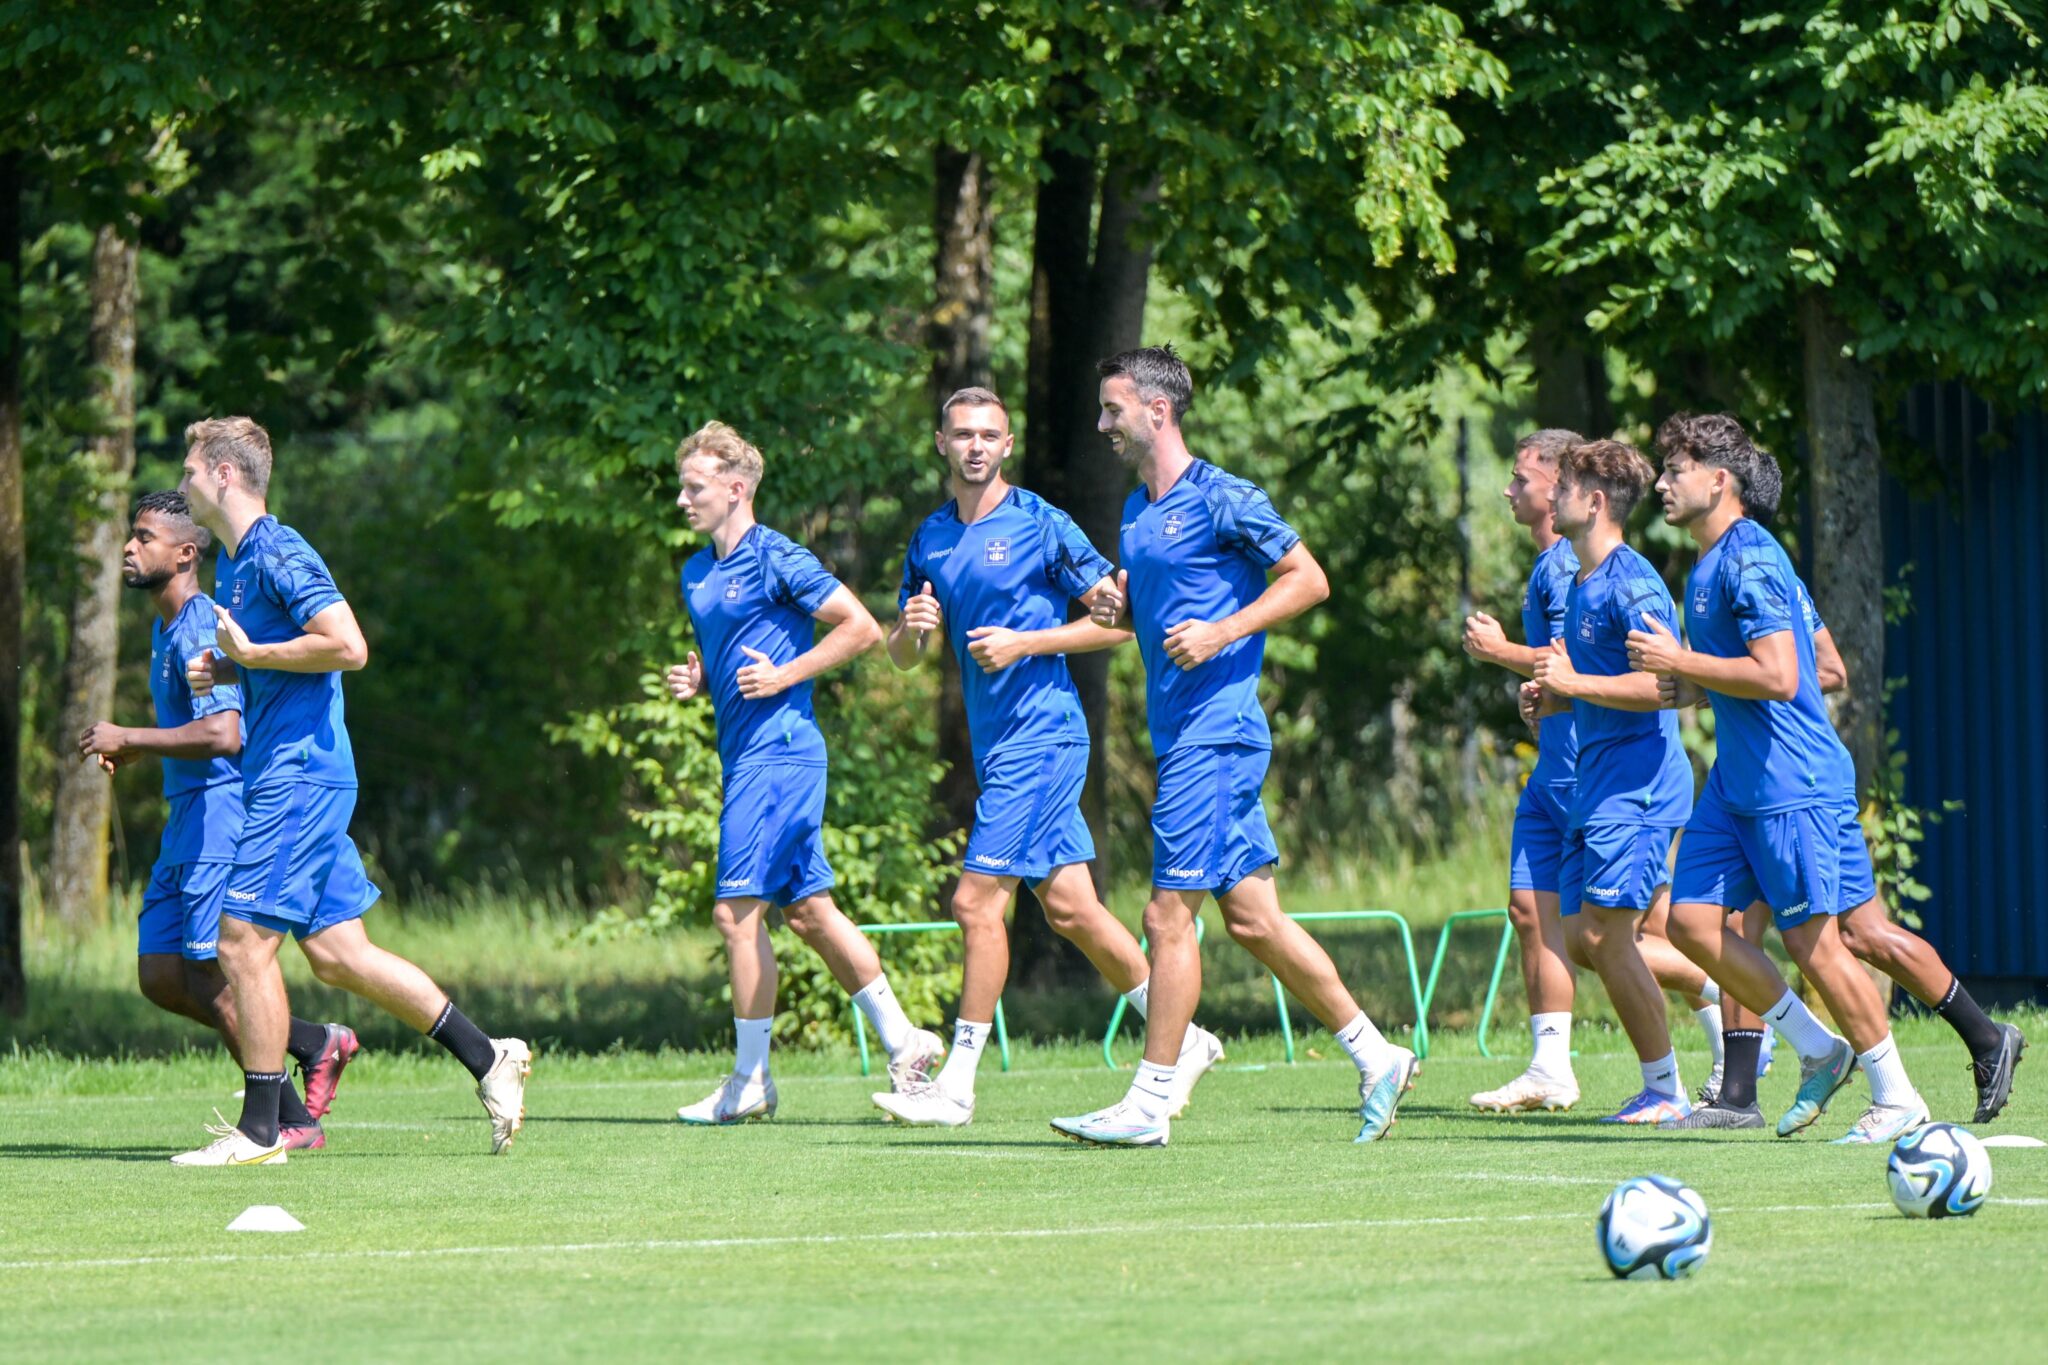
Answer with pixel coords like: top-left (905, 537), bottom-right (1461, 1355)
top-left (1417, 908), bottom-right (1518, 1060)
top-left (849, 920), bottom-right (1011, 1077)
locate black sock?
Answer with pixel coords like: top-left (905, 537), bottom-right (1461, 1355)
top-left (428, 1002), bottom-right (497, 1081)
top-left (287, 1018), bottom-right (330, 1069)
top-left (1936, 977), bottom-right (2003, 1059)
top-left (276, 1076), bottom-right (315, 1129)
top-left (239, 1071), bottom-right (286, 1146)
top-left (1721, 1031), bottom-right (1763, 1110)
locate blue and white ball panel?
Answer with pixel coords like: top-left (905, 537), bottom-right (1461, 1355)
top-left (137, 860), bottom-right (230, 960)
top-left (1560, 823), bottom-right (1674, 916)
top-left (220, 782), bottom-right (380, 938)
top-left (964, 743), bottom-right (1094, 883)
top-left (1508, 780), bottom-right (1572, 894)
top-left (1151, 742), bottom-right (1280, 894)
top-left (715, 760), bottom-right (835, 908)
top-left (1670, 782), bottom-right (1852, 929)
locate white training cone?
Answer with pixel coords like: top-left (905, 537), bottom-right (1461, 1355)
top-left (1979, 1135), bottom-right (2047, 1149)
top-left (227, 1205), bottom-right (304, 1233)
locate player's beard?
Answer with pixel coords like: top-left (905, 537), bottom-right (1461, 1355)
top-left (123, 565), bottom-right (172, 591)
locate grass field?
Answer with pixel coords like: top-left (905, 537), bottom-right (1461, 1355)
top-left (4, 1015), bottom-right (2044, 1363)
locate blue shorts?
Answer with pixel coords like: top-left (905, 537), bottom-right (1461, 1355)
top-left (1559, 824), bottom-right (1675, 916)
top-left (221, 782), bottom-right (380, 939)
top-left (1152, 742), bottom-right (1279, 894)
top-left (138, 859), bottom-right (229, 960)
top-left (1509, 781), bottom-right (1573, 895)
top-left (964, 743), bottom-right (1094, 883)
top-left (1670, 785), bottom-right (1866, 930)
top-left (717, 761), bottom-right (835, 907)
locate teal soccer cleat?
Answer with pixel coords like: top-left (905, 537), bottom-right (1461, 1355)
top-left (1355, 1047), bottom-right (1418, 1143)
top-left (1777, 1036), bottom-right (1856, 1137)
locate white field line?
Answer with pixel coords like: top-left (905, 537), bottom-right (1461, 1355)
top-left (3, 1200), bottom-right (2043, 1274)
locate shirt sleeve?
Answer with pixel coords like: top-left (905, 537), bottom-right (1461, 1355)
top-left (1039, 505), bottom-right (1114, 599)
top-left (1727, 550), bottom-right (1796, 642)
top-left (1798, 581), bottom-right (1826, 636)
top-left (175, 612), bottom-right (242, 720)
top-left (1541, 558), bottom-right (1573, 646)
top-left (896, 533), bottom-right (922, 613)
top-left (262, 539), bottom-right (346, 628)
top-left (1621, 575), bottom-right (1680, 640)
top-left (1207, 477), bottom-right (1301, 569)
top-left (767, 538), bottom-right (843, 616)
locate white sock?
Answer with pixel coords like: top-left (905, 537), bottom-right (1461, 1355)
top-left (1641, 1050), bottom-right (1682, 1098)
top-left (852, 975), bottom-right (913, 1056)
top-left (1764, 990), bottom-right (1838, 1060)
top-left (1698, 978), bottom-right (1721, 1006)
top-left (1123, 980), bottom-right (1150, 1020)
top-left (1334, 1011), bottom-right (1395, 1076)
top-left (1694, 1005), bottom-right (1725, 1065)
top-left (1127, 1060), bottom-right (1177, 1123)
top-left (935, 1019), bottom-right (990, 1099)
top-left (1530, 1012), bottom-right (1573, 1080)
top-left (734, 1016), bottom-right (772, 1081)
top-left (1858, 1033), bottom-right (1917, 1107)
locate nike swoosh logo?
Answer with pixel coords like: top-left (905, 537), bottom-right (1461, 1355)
top-left (231, 1148), bottom-right (282, 1165)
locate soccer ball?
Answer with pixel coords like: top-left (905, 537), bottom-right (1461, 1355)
top-left (1887, 1123), bottom-right (1992, 1219)
top-left (1597, 1175), bottom-right (1712, 1280)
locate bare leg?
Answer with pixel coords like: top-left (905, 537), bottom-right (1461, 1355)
top-left (779, 892), bottom-right (884, 995)
top-left (1664, 900), bottom-right (1798, 1017)
top-left (711, 898), bottom-right (777, 1018)
top-left (951, 873), bottom-right (1016, 1023)
top-left (1721, 905), bottom-right (1771, 1033)
top-left (1509, 888), bottom-right (1575, 1014)
top-left (1838, 895), bottom-right (1952, 1004)
top-left (216, 918), bottom-right (289, 1073)
top-left (1036, 863), bottom-right (1149, 994)
top-left (299, 918), bottom-right (452, 1032)
top-left (1579, 906), bottom-right (1674, 1063)
top-left (1215, 869), bottom-right (1360, 1033)
top-left (1138, 889), bottom-right (1204, 1067)
top-left (1636, 889), bottom-right (1710, 1000)
top-left (1781, 914), bottom-right (1888, 1053)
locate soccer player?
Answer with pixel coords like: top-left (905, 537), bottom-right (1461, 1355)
top-left (173, 418), bottom-right (530, 1165)
top-left (1522, 441), bottom-right (1696, 1124)
top-left (1050, 345), bottom-right (1414, 1148)
top-left (78, 491), bottom-right (354, 1151)
top-left (1631, 413), bottom-right (1927, 1141)
top-left (665, 421), bottom-right (944, 1124)
top-left (872, 387), bottom-right (1224, 1128)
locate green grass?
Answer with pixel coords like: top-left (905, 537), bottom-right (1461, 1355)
top-left (3, 1016), bottom-right (2043, 1363)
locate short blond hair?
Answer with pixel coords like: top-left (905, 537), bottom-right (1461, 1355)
top-left (185, 417), bottom-right (274, 497)
top-left (676, 421), bottom-right (765, 494)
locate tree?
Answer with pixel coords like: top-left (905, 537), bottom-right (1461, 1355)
top-left (0, 148), bottom-right (23, 1012)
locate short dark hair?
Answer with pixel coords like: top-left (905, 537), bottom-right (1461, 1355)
top-left (940, 386), bottom-right (1007, 424)
top-left (132, 489), bottom-right (211, 555)
top-left (1096, 344), bottom-right (1192, 423)
top-left (1515, 428), bottom-right (1584, 466)
top-left (1558, 439), bottom-right (1656, 522)
top-left (1740, 446), bottom-right (1785, 525)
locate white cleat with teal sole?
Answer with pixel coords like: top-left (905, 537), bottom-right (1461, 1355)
top-left (1050, 1099), bottom-right (1168, 1147)
top-left (1356, 1047), bottom-right (1418, 1143)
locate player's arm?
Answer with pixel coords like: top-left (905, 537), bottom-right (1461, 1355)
top-left (1533, 640), bottom-right (1665, 712)
top-left (964, 617), bottom-right (1132, 674)
top-left (214, 600), bottom-right (369, 674)
top-left (887, 580), bottom-right (942, 671)
top-left (1812, 626), bottom-right (1848, 695)
top-left (1164, 541), bottom-right (1328, 671)
top-left (737, 585), bottom-right (882, 698)
top-left (1626, 616), bottom-right (1799, 702)
top-left (78, 712), bottom-right (241, 764)
top-left (1464, 613), bottom-right (1546, 679)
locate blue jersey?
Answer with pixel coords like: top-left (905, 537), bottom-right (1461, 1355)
top-left (683, 524), bottom-right (842, 774)
top-left (1119, 459), bottom-right (1301, 757)
top-left (1683, 518), bottom-right (1855, 813)
top-left (1523, 537), bottom-right (1580, 785)
top-left (1563, 544), bottom-right (1691, 829)
top-left (898, 487), bottom-right (1113, 766)
top-left (150, 592), bottom-right (244, 864)
top-left (215, 516), bottom-right (355, 791)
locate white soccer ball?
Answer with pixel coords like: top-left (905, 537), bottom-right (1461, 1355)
top-left (1597, 1175), bottom-right (1711, 1280)
top-left (1887, 1122), bottom-right (1992, 1219)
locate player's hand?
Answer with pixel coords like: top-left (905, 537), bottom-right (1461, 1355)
top-left (965, 626), bottom-right (1031, 673)
top-left (1084, 570), bottom-right (1129, 629)
top-left (211, 605), bottom-right (257, 666)
top-left (901, 580), bottom-right (943, 643)
top-left (185, 648), bottom-right (235, 696)
top-left (1625, 613), bottom-right (1684, 675)
top-left (78, 721), bottom-right (132, 762)
top-left (1530, 637), bottom-right (1578, 698)
top-left (1659, 674), bottom-right (1707, 710)
top-left (1463, 611), bottom-right (1508, 663)
top-left (666, 652), bottom-right (703, 701)
top-left (1518, 680), bottom-right (1544, 734)
top-left (735, 645), bottom-right (790, 699)
top-left (1164, 617), bottom-right (1230, 670)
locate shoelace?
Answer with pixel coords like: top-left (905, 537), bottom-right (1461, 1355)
top-left (200, 1106), bottom-right (242, 1143)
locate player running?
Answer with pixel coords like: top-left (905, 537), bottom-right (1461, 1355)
top-left (78, 491), bottom-right (354, 1152)
top-left (665, 422), bottom-right (944, 1124)
top-left (1523, 441), bottom-right (1696, 1124)
top-left (1051, 345), bottom-right (1414, 1148)
top-left (172, 419), bottom-right (530, 1165)
top-left (1632, 413), bottom-right (1927, 1141)
top-left (872, 388), bottom-right (1223, 1128)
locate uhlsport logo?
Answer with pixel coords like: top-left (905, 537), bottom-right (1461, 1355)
top-left (718, 875), bottom-right (752, 889)
top-left (926, 545), bottom-right (954, 560)
top-left (225, 888), bottom-right (260, 903)
top-left (973, 855), bottom-right (1013, 869)
top-left (1163, 866), bottom-right (1205, 880)
top-left (983, 537), bottom-right (1010, 567)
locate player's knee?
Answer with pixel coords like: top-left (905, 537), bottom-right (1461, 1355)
top-left (1038, 891), bottom-right (1095, 940)
top-left (136, 959), bottom-right (189, 1014)
top-left (1220, 907), bottom-right (1277, 952)
top-left (1506, 893), bottom-right (1542, 936)
top-left (1141, 900), bottom-right (1196, 947)
top-left (950, 884), bottom-right (1005, 935)
top-left (780, 896), bottom-right (833, 942)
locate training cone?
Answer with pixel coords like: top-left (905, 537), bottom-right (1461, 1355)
top-left (227, 1205), bottom-right (304, 1233)
top-left (1979, 1135), bottom-right (2046, 1149)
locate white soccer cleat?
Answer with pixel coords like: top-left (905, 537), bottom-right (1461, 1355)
top-left (1469, 1068), bottom-right (1580, 1113)
top-left (871, 1080), bottom-right (975, 1128)
top-left (1831, 1096), bottom-right (1931, 1146)
top-left (1049, 1098), bottom-right (1168, 1147)
top-left (887, 1028), bottom-right (947, 1094)
top-left (677, 1072), bottom-right (778, 1125)
top-left (170, 1110), bottom-right (287, 1167)
top-left (1165, 1025), bottom-right (1226, 1118)
top-left (477, 1038), bottom-right (532, 1155)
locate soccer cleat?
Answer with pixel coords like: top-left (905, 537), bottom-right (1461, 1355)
top-left (1165, 1026), bottom-right (1226, 1119)
top-left (1355, 1047), bottom-right (1418, 1143)
top-left (1661, 1099), bottom-right (1766, 1130)
top-left (278, 1123), bottom-right (327, 1152)
top-left (677, 1072), bottom-right (778, 1126)
top-left (887, 1028), bottom-right (947, 1094)
top-left (1599, 1089), bottom-right (1693, 1125)
top-left (1758, 1029), bottom-right (1776, 1078)
top-left (871, 1081), bottom-right (974, 1128)
top-left (1470, 1068), bottom-right (1580, 1113)
top-left (1694, 1064), bottom-right (1723, 1107)
top-left (1830, 1097), bottom-right (1931, 1146)
top-left (299, 1023), bottom-right (361, 1120)
top-left (1776, 1036), bottom-right (1856, 1138)
top-left (477, 1038), bottom-right (532, 1154)
top-left (1970, 1023), bottom-right (2026, 1124)
top-left (170, 1110), bottom-right (288, 1167)
top-left (1049, 1099), bottom-right (1169, 1147)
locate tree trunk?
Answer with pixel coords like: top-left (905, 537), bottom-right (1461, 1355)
top-left (0, 151), bottom-right (26, 1013)
top-left (1799, 293), bottom-right (1883, 798)
top-left (1529, 319), bottom-right (1611, 438)
top-left (47, 223), bottom-right (138, 928)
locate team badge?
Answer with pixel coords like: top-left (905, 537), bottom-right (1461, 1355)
top-left (983, 537), bottom-right (1010, 567)
top-left (1578, 614), bottom-right (1595, 642)
top-left (1692, 588), bottom-right (1708, 615)
top-left (1163, 513), bottom-right (1184, 537)
top-left (724, 581), bottom-right (742, 601)
top-left (231, 578), bottom-right (247, 608)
